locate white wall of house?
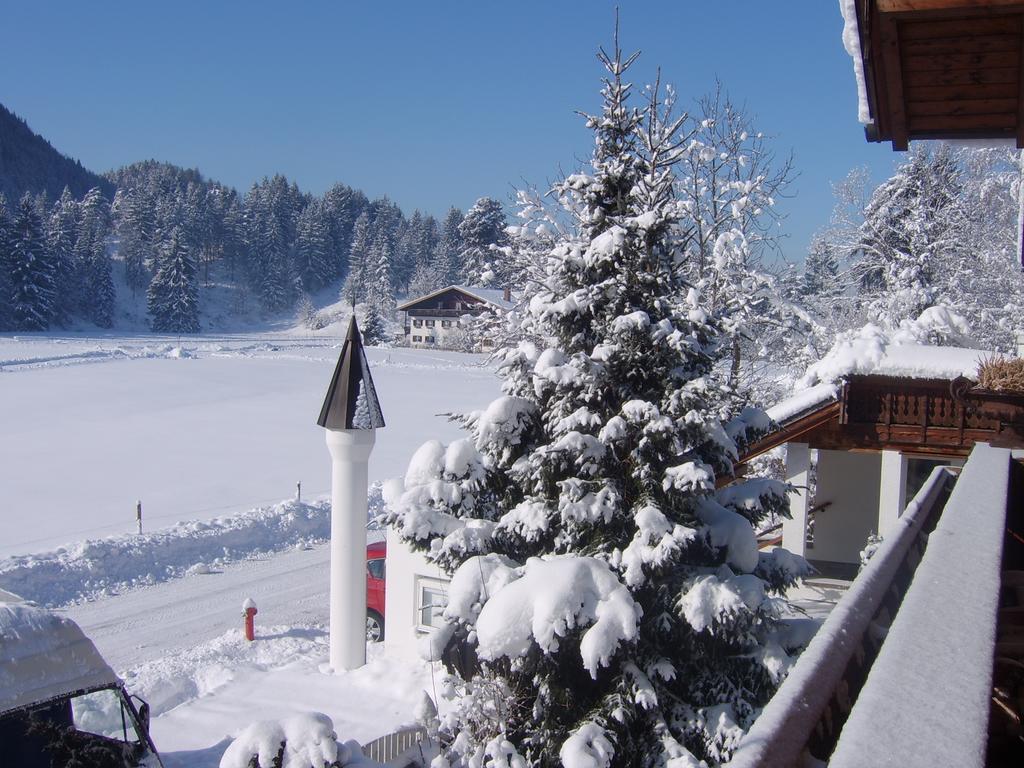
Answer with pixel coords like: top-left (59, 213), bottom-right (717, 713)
top-left (810, 450), bottom-right (883, 565)
top-left (406, 315), bottom-right (467, 349)
top-left (781, 442), bottom-right (811, 557)
top-left (384, 527), bottom-right (452, 660)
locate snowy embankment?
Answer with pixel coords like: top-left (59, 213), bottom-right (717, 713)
top-left (0, 490), bottom-right (385, 608)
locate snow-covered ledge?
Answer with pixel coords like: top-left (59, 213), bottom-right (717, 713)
top-left (727, 462), bottom-right (957, 768)
top-left (829, 444), bottom-right (1012, 768)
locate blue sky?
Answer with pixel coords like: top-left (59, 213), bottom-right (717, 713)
top-left (2, 1), bottom-right (899, 262)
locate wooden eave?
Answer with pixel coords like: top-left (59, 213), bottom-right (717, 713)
top-left (737, 374), bottom-right (1024, 467)
top-left (856, 0), bottom-right (1024, 149)
top-left (741, 402), bottom-right (843, 463)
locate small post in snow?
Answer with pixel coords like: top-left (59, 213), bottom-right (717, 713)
top-left (136, 500), bottom-right (143, 535)
top-left (317, 317), bottom-right (386, 671)
top-left (296, 481), bottom-right (302, 503)
top-left (243, 597), bottom-right (257, 642)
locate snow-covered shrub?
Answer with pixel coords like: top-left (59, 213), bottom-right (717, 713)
top-left (218, 712), bottom-right (376, 768)
top-left (859, 533), bottom-right (883, 571)
top-left (386, 40), bottom-right (809, 768)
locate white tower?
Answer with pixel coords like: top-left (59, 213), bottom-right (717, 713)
top-left (317, 317), bottom-right (385, 671)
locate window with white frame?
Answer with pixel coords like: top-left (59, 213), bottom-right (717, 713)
top-left (412, 335), bottom-right (422, 343)
top-left (441, 320), bottom-right (452, 328)
top-left (413, 319), bottom-right (423, 327)
top-left (416, 576), bottom-right (448, 631)
top-left (425, 319), bottom-right (436, 327)
top-left (425, 336), bottom-right (435, 343)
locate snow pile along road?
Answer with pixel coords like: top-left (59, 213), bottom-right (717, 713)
top-left (0, 490), bottom-right (386, 608)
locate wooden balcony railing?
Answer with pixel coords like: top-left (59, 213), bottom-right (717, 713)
top-left (728, 461), bottom-right (958, 768)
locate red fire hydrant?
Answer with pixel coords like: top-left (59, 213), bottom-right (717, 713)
top-left (242, 597), bottom-right (257, 642)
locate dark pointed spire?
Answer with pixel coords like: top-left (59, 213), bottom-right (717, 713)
top-left (317, 317), bottom-right (385, 430)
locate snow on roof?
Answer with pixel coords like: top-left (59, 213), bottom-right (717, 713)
top-left (0, 602), bottom-right (119, 715)
top-left (829, 445), bottom-right (1010, 768)
top-left (801, 329), bottom-right (990, 389)
top-left (839, 0), bottom-right (871, 124)
top-left (396, 285), bottom-right (513, 312)
top-left (764, 382), bottom-right (839, 427)
top-left (452, 285), bottom-right (514, 310)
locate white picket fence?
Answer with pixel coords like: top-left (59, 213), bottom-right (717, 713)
top-left (361, 726), bottom-right (433, 766)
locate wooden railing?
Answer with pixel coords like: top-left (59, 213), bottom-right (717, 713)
top-left (828, 445), bottom-right (1013, 768)
top-left (727, 463), bottom-right (958, 768)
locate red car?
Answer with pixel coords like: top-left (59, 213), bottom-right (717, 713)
top-left (366, 542), bottom-right (386, 642)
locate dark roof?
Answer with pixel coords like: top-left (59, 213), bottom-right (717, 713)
top-left (396, 284), bottom-right (513, 312)
top-left (851, 0), bottom-right (1024, 149)
top-left (317, 317), bottom-right (385, 430)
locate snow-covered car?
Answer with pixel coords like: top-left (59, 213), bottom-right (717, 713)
top-left (366, 541), bottom-right (386, 642)
top-left (0, 601), bottom-right (163, 767)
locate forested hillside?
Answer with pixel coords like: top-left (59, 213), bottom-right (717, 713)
top-left (0, 104), bottom-right (115, 203)
top-left (0, 106), bottom-right (511, 334)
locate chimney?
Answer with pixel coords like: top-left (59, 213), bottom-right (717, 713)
top-left (503, 285), bottom-right (511, 303)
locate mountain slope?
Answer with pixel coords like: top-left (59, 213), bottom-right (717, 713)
top-left (0, 103), bottom-right (114, 203)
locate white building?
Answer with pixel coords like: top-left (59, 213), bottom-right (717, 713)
top-left (396, 285), bottom-right (512, 350)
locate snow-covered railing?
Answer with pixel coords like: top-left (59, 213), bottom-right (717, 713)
top-left (728, 462), bottom-right (958, 768)
top-left (361, 726), bottom-right (430, 766)
top-left (828, 444), bottom-right (1012, 768)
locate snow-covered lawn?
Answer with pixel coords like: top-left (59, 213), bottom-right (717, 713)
top-left (0, 333), bottom-right (498, 559)
top-left (131, 626), bottom-right (433, 768)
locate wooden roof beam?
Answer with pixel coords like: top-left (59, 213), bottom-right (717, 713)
top-left (879, 13), bottom-right (911, 149)
top-left (879, 0), bottom-right (1024, 10)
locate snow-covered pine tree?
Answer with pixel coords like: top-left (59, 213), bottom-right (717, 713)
top-left (387, 39), bottom-right (808, 768)
top-left (257, 209), bottom-right (294, 312)
top-left (361, 302), bottom-right (387, 346)
top-left (46, 188), bottom-right (79, 327)
top-left (323, 183), bottom-right (368, 278)
top-left (458, 197), bottom-right (507, 286)
top-left (801, 237), bottom-right (841, 300)
top-left (416, 214), bottom-right (440, 270)
top-left (438, 206), bottom-right (465, 287)
top-left (366, 227), bottom-right (395, 314)
top-left (148, 230), bottom-right (200, 333)
top-left (8, 193), bottom-right (55, 330)
top-left (295, 199), bottom-right (333, 292)
top-left (0, 194), bottom-right (13, 330)
top-left (395, 210), bottom-right (424, 293)
top-left (115, 187), bottom-right (156, 297)
top-left (343, 211), bottom-right (372, 306)
top-left (75, 188), bottom-right (115, 328)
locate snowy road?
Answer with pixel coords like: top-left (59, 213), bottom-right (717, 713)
top-left (66, 543), bottom-right (333, 671)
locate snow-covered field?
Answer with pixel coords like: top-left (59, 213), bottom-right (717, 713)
top-left (0, 331), bottom-right (499, 764)
top-left (0, 333), bottom-right (497, 559)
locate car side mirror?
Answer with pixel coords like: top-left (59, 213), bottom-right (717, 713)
top-left (132, 695), bottom-right (150, 733)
